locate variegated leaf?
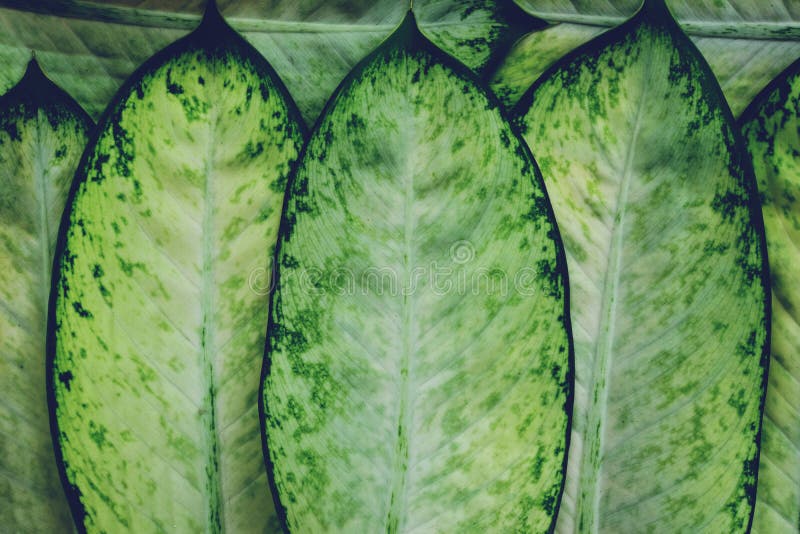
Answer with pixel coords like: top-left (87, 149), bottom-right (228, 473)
top-left (262, 12), bottom-right (571, 533)
top-left (48, 7), bottom-right (304, 532)
top-left (0, 58), bottom-right (90, 533)
top-left (740, 57), bottom-right (800, 534)
top-left (514, 1), bottom-right (769, 531)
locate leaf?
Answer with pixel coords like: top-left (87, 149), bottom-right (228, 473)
top-left (0, 0), bottom-right (537, 125)
top-left (261, 11), bottom-right (571, 533)
top-left (515, 0), bottom-right (800, 31)
top-left (740, 57), bottom-right (800, 534)
top-left (514, 1), bottom-right (769, 531)
top-left (48, 6), bottom-right (304, 532)
top-left (0, 58), bottom-right (90, 533)
top-left (490, 1), bottom-right (800, 115)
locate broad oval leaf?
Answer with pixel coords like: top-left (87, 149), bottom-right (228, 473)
top-left (514, 1), bottom-right (769, 532)
top-left (262, 12), bottom-right (571, 533)
top-left (48, 6), bottom-right (304, 532)
top-left (740, 57), bottom-right (800, 534)
top-left (0, 58), bottom-right (91, 533)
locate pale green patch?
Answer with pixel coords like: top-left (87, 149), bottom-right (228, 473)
top-left (740, 57), bottom-right (800, 534)
top-left (263, 13), bottom-right (570, 534)
top-left (49, 9), bottom-right (303, 533)
top-left (515, 2), bottom-right (768, 532)
top-left (0, 59), bottom-right (90, 534)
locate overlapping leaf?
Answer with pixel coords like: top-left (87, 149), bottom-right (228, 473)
top-left (0, 0), bottom-right (537, 124)
top-left (740, 57), bottom-right (800, 534)
top-left (514, 1), bottom-right (769, 531)
top-left (0, 58), bottom-right (91, 533)
top-left (48, 7), bottom-right (304, 532)
top-left (262, 12), bottom-right (570, 533)
top-left (491, 0), bottom-right (800, 115)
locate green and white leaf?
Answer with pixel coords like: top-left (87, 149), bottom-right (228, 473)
top-left (514, 1), bottom-right (768, 532)
top-left (0, 0), bottom-right (534, 125)
top-left (262, 13), bottom-right (570, 533)
top-left (740, 57), bottom-right (800, 534)
top-left (0, 59), bottom-right (90, 533)
top-left (49, 9), bottom-right (304, 533)
top-left (490, 0), bottom-right (800, 115)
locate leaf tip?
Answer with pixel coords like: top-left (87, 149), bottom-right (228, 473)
top-left (390, 9), bottom-right (424, 49)
top-left (639, 0), bottom-right (673, 21)
top-left (198, 0), bottom-right (228, 33)
top-left (22, 55), bottom-right (46, 84)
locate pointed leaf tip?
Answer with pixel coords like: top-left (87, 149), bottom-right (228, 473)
top-left (387, 9), bottom-right (425, 51)
top-left (198, 0), bottom-right (228, 33)
top-left (8, 55), bottom-right (59, 106)
top-left (640, 0), bottom-right (673, 20)
top-left (22, 57), bottom-right (46, 83)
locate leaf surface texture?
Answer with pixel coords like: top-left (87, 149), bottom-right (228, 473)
top-left (0, 59), bottom-right (91, 534)
top-left (515, 2), bottom-right (769, 532)
top-left (262, 13), bottom-right (571, 533)
top-left (49, 9), bottom-right (304, 533)
top-left (741, 57), bottom-right (800, 534)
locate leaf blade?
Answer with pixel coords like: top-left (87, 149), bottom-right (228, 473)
top-left (262, 13), bottom-right (571, 533)
top-left (48, 9), bottom-right (304, 532)
top-left (515, 2), bottom-right (769, 531)
top-left (0, 59), bottom-right (91, 534)
top-left (740, 57), bottom-right (800, 534)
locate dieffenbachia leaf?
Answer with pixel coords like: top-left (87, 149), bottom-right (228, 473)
top-left (48, 6), bottom-right (304, 532)
top-left (740, 57), bottom-right (800, 534)
top-left (490, 0), bottom-right (800, 115)
top-left (0, 0), bottom-right (538, 124)
top-left (0, 58), bottom-right (90, 533)
top-left (261, 11), bottom-right (571, 533)
top-left (514, 1), bottom-right (769, 531)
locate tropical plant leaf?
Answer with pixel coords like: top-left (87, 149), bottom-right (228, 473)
top-left (0, 58), bottom-right (90, 533)
top-left (514, 1), bottom-right (769, 531)
top-left (490, 0), bottom-right (800, 115)
top-left (514, 0), bottom-right (800, 29)
top-left (0, 0), bottom-right (537, 125)
top-left (48, 7), bottom-right (304, 533)
top-left (740, 57), bottom-right (800, 534)
top-left (261, 11), bottom-right (571, 533)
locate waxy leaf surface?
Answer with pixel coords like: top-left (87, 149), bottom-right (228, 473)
top-left (741, 58), bottom-right (800, 534)
top-left (515, 2), bottom-right (769, 532)
top-left (262, 13), bottom-right (571, 534)
top-left (0, 59), bottom-right (90, 533)
top-left (49, 9), bottom-right (304, 533)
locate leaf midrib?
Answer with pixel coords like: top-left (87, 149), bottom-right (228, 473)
top-left (575, 47), bottom-right (649, 533)
top-left (386, 93), bottom-right (418, 534)
top-left (200, 82), bottom-right (223, 533)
